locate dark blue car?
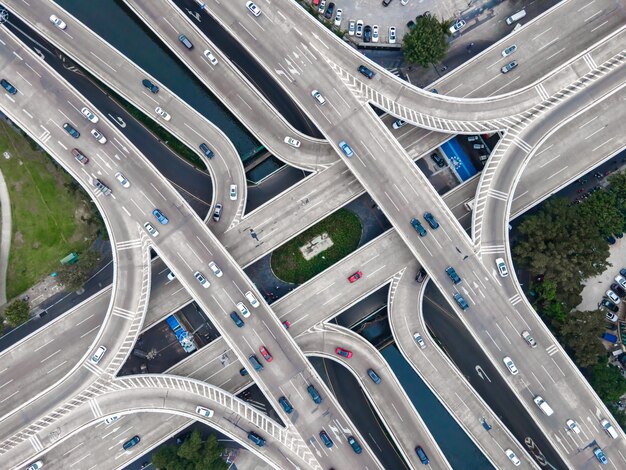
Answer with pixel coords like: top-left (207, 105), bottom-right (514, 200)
top-left (278, 396), bottom-right (293, 414)
top-left (1, 79), bottom-right (17, 95)
top-left (411, 218), bottom-right (427, 237)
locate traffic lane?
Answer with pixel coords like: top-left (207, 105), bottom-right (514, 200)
top-left (436, 0), bottom-right (625, 98)
top-left (312, 357), bottom-right (409, 470)
top-left (153, 229), bottom-right (382, 469)
top-left (173, 0), bottom-right (322, 139)
top-left (298, 326), bottom-right (448, 469)
top-left (422, 286), bottom-right (568, 470)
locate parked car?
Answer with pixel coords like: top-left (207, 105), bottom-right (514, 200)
top-left (430, 152), bottom-right (446, 167)
top-left (606, 311), bottom-right (619, 323)
top-left (372, 25), bottom-right (379, 42)
top-left (348, 19), bottom-right (356, 35)
top-left (389, 26), bottom-right (396, 44)
top-left (600, 298), bottom-right (619, 313)
top-left (363, 25), bottom-right (372, 42)
top-left (615, 275), bottom-right (626, 291)
top-left (324, 3), bottom-right (335, 19)
top-left (449, 20), bottom-right (466, 34)
top-left (607, 290), bottom-right (621, 304)
top-left (611, 282), bottom-right (626, 298)
top-left (356, 20), bottom-right (363, 37)
top-left (334, 9), bottom-right (342, 26)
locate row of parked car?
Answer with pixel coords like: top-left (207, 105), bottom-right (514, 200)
top-left (599, 269), bottom-right (626, 322)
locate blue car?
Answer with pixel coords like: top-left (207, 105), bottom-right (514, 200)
top-left (415, 446), bottom-right (429, 464)
top-left (199, 143), bottom-right (214, 159)
top-left (424, 212), bottom-right (439, 229)
top-left (347, 436), bottom-right (362, 454)
top-left (123, 435), bottom-right (140, 450)
top-left (319, 430), bottom-right (333, 448)
top-left (410, 218), bottom-right (427, 237)
top-left (338, 140), bottom-right (353, 158)
top-left (446, 266), bottom-right (461, 284)
top-left (593, 447), bottom-right (607, 465)
top-left (152, 209), bottom-right (169, 225)
top-left (367, 368), bottom-right (381, 384)
top-left (278, 396), bottom-right (293, 414)
top-left (142, 79), bottom-right (159, 93)
top-left (248, 432), bottom-right (265, 447)
top-left (454, 292), bottom-right (469, 311)
top-left (63, 123), bottom-right (80, 139)
top-left (1, 79), bottom-right (17, 95)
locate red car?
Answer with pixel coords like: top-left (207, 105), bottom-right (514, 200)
top-left (260, 346), bottom-right (273, 362)
top-left (282, 321), bottom-right (291, 329)
top-left (335, 347), bottom-right (352, 358)
top-left (348, 271), bottom-right (362, 283)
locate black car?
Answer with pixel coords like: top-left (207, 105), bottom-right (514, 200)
top-left (406, 20), bottom-right (416, 29)
top-left (358, 65), bottom-right (375, 79)
top-left (363, 25), bottom-right (372, 42)
top-left (611, 283), bottom-right (626, 298)
top-left (142, 79), bottom-right (159, 93)
top-left (430, 153), bottom-right (446, 167)
top-left (600, 298), bottom-right (619, 313)
top-left (63, 123), bottom-right (80, 139)
top-left (199, 143), bottom-right (214, 159)
top-left (1, 79), bottom-right (17, 95)
top-left (230, 311), bottom-right (244, 328)
top-left (324, 2), bottom-right (335, 19)
top-left (415, 268), bottom-right (427, 283)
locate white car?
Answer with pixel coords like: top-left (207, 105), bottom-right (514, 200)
top-left (236, 301), bottom-right (250, 318)
top-left (194, 271), bottom-right (210, 288)
top-left (566, 419), bottom-right (581, 434)
top-left (334, 9), bottom-right (342, 27)
top-left (26, 461), bottom-right (44, 470)
top-left (495, 258), bottom-right (509, 277)
top-left (372, 25), bottom-right (379, 43)
top-left (388, 26), bottom-right (396, 44)
top-left (203, 49), bottom-right (218, 65)
top-left (505, 449), bottom-right (521, 466)
top-left (606, 290), bottom-right (621, 305)
top-left (401, 0), bottom-right (409, 4)
top-left (245, 291), bottom-right (260, 308)
top-left (502, 44), bottom-right (517, 57)
top-left (318, 0), bottom-right (326, 14)
top-left (449, 20), bottom-right (466, 34)
top-left (284, 136), bottom-right (301, 148)
top-left (503, 356), bottom-right (519, 375)
top-left (155, 106), bottom-right (171, 121)
top-left (348, 19), bottom-right (355, 36)
top-left (208, 261), bottom-right (223, 277)
top-left (246, 1), bottom-right (261, 16)
top-left (606, 311), bottom-right (619, 323)
top-left (115, 172), bottom-right (130, 188)
top-left (356, 20), bottom-right (363, 38)
top-left (196, 406), bottom-right (214, 418)
top-left (413, 332), bottom-right (426, 349)
top-left (521, 330), bottom-right (537, 348)
top-left (311, 89), bottom-right (326, 105)
top-left (104, 415), bottom-right (119, 425)
top-left (144, 222), bottom-right (159, 237)
top-left (50, 14), bottom-right (67, 30)
top-left (81, 107), bottom-right (99, 123)
top-left (90, 129), bottom-right (107, 144)
top-left (167, 271), bottom-right (176, 281)
top-left (392, 119), bottom-right (406, 129)
top-left (229, 184), bottom-right (238, 200)
top-left (615, 275), bottom-right (626, 291)
top-left (90, 345), bottom-right (107, 364)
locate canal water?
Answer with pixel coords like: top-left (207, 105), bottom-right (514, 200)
top-left (56, 0), bottom-right (259, 159)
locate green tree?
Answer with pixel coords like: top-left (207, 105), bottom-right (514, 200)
top-left (402, 14), bottom-right (450, 67)
top-left (152, 430), bottom-right (227, 470)
top-left (55, 250), bottom-right (101, 292)
top-left (558, 310), bottom-right (606, 367)
top-left (585, 359), bottom-right (626, 403)
top-left (4, 299), bottom-right (29, 326)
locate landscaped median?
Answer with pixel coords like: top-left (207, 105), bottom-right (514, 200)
top-left (0, 121), bottom-right (100, 299)
top-left (270, 208), bottom-right (362, 284)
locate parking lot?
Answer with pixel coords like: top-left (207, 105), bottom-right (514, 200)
top-left (312, 0), bottom-right (466, 44)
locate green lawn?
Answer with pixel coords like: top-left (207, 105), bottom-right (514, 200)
top-left (270, 208), bottom-right (362, 284)
top-left (0, 122), bottom-right (99, 299)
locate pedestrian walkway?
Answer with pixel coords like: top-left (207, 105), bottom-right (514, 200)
top-left (0, 168), bottom-right (11, 305)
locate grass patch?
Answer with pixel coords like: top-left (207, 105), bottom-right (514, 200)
top-left (271, 208), bottom-right (362, 284)
top-left (0, 121), bottom-right (100, 299)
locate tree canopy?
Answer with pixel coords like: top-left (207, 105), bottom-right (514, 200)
top-left (402, 15), bottom-right (451, 67)
top-left (4, 299), bottom-right (29, 326)
top-left (152, 431), bottom-right (227, 470)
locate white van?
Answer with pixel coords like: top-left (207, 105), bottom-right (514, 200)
top-left (533, 396), bottom-right (554, 416)
top-left (506, 9), bottom-right (526, 25)
top-left (601, 419), bottom-right (619, 439)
